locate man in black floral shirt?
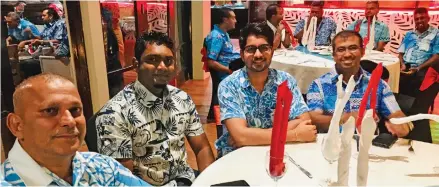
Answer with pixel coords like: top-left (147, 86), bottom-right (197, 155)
top-left (95, 31), bottom-right (215, 186)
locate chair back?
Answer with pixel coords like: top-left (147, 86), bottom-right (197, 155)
top-left (360, 60), bottom-right (390, 81)
top-left (39, 56), bottom-right (75, 82)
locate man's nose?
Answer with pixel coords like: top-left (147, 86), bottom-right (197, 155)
top-left (60, 110), bottom-right (76, 128)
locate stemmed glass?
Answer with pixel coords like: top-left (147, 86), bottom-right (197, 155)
top-left (320, 136), bottom-right (339, 186)
top-left (265, 151), bottom-right (290, 186)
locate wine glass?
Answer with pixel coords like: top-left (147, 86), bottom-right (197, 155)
top-left (320, 136), bottom-right (339, 186)
top-left (265, 151), bottom-right (289, 186)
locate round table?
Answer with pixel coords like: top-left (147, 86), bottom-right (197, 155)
top-left (192, 134), bottom-right (439, 186)
top-left (271, 48), bottom-right (400, 94)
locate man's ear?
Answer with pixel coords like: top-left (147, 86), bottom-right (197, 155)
top-left (7, 113), bottom-right (24, 140)
top-left (132, 57), bottom-right (139, 69)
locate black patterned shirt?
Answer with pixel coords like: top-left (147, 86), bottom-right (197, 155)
top-left (95, 80), bottom-right (204, 185)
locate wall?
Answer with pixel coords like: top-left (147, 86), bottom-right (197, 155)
top-left (191, 1), bottom-right (211, 80)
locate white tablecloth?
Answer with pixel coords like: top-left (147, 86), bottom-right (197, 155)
top-left (271, 49), bottom-right (400, 94)
top-left (192, 134), bottom-right (439, 186)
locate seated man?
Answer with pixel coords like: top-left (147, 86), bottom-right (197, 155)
top-left (2, 73), bottom-right (149, 186)
top-left (346, 1), bottom-right (390, 51)
top-left (266, 4), bottom-right (292, 49)
top-left (5, 12), bottom-right (40, 45)
top-left (293, 1), bottom-right (336, 46)
top-left (307, 30), bottom-right (411, 137)
top-left (398, 8), bottom-right (439, 97)
top-left (206, 7), bottom-right (242, 121)
top-left (216, 22), bottom-right (317, 157)
top-left (18, 8), bottom-right (70, 57)
top-left (95, 31), bottom-right (215, 186)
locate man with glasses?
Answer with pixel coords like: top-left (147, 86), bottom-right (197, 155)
top-left (306, 30), bottom-right (410, 137)
top-left (216, 22), bottom-right (317, 157)
top-left (95, 32), bottom-right (215, 186)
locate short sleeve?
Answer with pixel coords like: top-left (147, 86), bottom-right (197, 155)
top-left (432, 33), bottom-right (439, 54)
top-left (346, 21), bottom-right (356, 31)
top-left (378, 24), bottom-right (390, 42)
top-left (185, 95), bottom-right (205, 137)
top-left (398, 33), bottom-right (409, 53)
top-left (95, 103), bottom-right (133, 159)
top-left (306, 80), bottom-right (324, 112)
top-left (207, 34), bottom-right (225, 61)
top-left (287, 75), bottom-right (309, 120)
top-left (28, 24), bottom-right (41, 37)
top-left (218, 80), bottom-right (246, 121)
top-left (294, 19), bottom-right (305, 36)
top-left (378, 80), bottom-right (401, 117)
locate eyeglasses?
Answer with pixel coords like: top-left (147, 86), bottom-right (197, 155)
top-left (142, 54), bottom-right (175, 67)
top-left (335, 45), bottom-right (361, 55)
top-left (243, 44), bottom-right (272, 54)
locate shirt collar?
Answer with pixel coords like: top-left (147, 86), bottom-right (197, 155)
top-left (330, 68), bottom-right (368, 85)
top-left (267, 21), bottom-right (277, 33)
top-left (239, 68), bottom-right (280, 88)
top-left (8, 140), bottom-right (56, 186)
top-left (133, 80), bottom-right (170, 104)
top-left (416, 26), bottom-right (435, 36)
top-left (213, 24), bottom-right (227, 36)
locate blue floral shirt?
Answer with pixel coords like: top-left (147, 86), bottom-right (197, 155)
top-left (41, 19), bottom-right (70, 57)
top-left (205, 24), bottom-right (241, 80)
top-left (347, 19), bottom-right (390, 48)
top-left (2, 151), bottom-right (150, 186)
top-left (294, 17), bottom-right (336, 46)
top-left (7, 19), bottom-right (40, 41)
top-left (216, 68), bottom-right (309, 156)
top-left (306, 68), bottom-right (400, 118)
top-left (398, 26), bottom-right (439, 68)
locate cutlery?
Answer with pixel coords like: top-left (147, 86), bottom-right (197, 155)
top-left (287, 155), bottom-right (313, 179)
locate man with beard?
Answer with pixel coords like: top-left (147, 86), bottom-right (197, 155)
top-left (398, 8), bottom-right (439, 98)
top-left (265, 4), bottom-right (292, 49)
top-left (215, 22), bottom-right (317, 157)
top-left (2, 73), bottom-right (149, 186)
top-left (293, 1), bottom-right (336, 46)
top-left (95, 31), bottom-right (215, 186)
top-left (306, 30), bottom-right (411, 137)
top-left (346, 1), bottom-right (390, 51)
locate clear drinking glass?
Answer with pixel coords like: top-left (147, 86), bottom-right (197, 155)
top-left (265, 151), bottom-right (289, 186)
top-left (320, 136), bottom-right (339, 186)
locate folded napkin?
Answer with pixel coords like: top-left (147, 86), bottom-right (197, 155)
top-left (302, 17), bottom-right (317, 51)
top-left (420, 67), bottom-right (439, 91)
top-left (365, 16), bottom-right (376, 50)
top-left (337, 116), bottom-right (355, 186)
top-left (281, 20), bottom-right (297, 47)
top-left (357, 109), bottom-right (377, 186)
top-left (269, 80), bottom-right (293, 177)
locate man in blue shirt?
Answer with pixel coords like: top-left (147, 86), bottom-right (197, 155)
top-left (346, 1), bottom-right (390, 51)
top-left (2, 74), bottom-right (149, 186)
top-left (216, 22), bottom-right (317, 157)
top-left (307, 30), bottom-right (410, 137)
top-left (205, 7), bottom-right (242, 121)
top-left (294, 1), bottom-right (336, 46)
top-left (5, 12), bottom-right (40, 45)
top-left (398, 8), bottom-right (439, 97)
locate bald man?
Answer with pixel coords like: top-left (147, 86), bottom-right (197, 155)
top-left (2, 73), bottom-right (150, 186)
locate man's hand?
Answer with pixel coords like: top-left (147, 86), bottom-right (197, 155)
top-left (400, 63), bottom-right (406, 71)
top-left (294, 120), bottom-right (317, 142)
top-left (31, 39), bottom-right (42, 45)
top-left (385, 120), bottom-right (409, 137)
top-left (401, 68), bottom-right (417, 75)
top-left (6, 37), bottom-right (12, 45)
top-left (18, 41), bottom-right (27, 49)
top-left (277, 23), bottom-right (285, 32)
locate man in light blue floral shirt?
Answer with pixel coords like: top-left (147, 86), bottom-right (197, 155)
top-left (205, 7), bottom-right (243, 121)
top-left (346, 1), bottom-right (390, 51)
top-left (5, 12), bottom-right (40, 45)
top-left (398, 8), bottom-right (439, 97)
top-left (294, 1), bottom-right (336, 46)
top-left (2, 74), bottom-right (149, 186)
top-left (216, 22), bottom-right (317, 157)
top-left (307, 30), bottom-right (410, 137)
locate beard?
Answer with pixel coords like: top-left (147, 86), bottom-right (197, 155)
top-left (153, 84), bottom-right (167, 89)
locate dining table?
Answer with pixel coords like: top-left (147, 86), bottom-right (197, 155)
top-left (192, 134), bottom-right (439, 186)
top-left (271, 46), bottom-right (401, 94)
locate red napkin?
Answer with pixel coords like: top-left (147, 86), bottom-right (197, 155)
top-left (269, 80), bottom-right (293, 177)
top-left (200, 48), bottom-right (209, 72)
top-left (281, 20), bottom-right (297, 46)
top-left (354, 19), bottom-right (370, 47)
top-left (420, 67), bottom-right (439, 91)
top-left (356, 63), bottom-right (383, 133)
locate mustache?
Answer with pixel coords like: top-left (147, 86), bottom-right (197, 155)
top-left (54, 127), bottom-right (80, 137)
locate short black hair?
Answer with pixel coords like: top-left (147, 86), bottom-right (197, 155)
top-left (414, 7), bottom-right (429, 15)
top-left (332, 30), bottom-right (364, 51)
top-left (43, 7), bottom-right (60, 21)
top-left (310, 0), bottom-right (324, 8)
top-left (266, 4), bottom-right (280, 20)
top-left (134, 31), bottom-right (174, 61)
top-left (216, 7), bottom-right (233, 25)
top-left (366, 1), bottom-right (379, 8)
top-left (239, 22), bottom-right (274, 50)
top-left (15, 1), bottom-right (26, 7)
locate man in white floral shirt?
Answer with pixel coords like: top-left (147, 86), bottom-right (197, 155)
top-left (95, 31), bottom-right (215, 186)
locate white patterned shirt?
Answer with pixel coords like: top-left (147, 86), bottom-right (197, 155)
top-left (1, 141), bottom-right (148, 186)
top-left (95, 80), bottom-right (204, 185)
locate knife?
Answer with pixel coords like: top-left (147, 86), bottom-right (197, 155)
top-left (287, 155), bottom-right (313, 179)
